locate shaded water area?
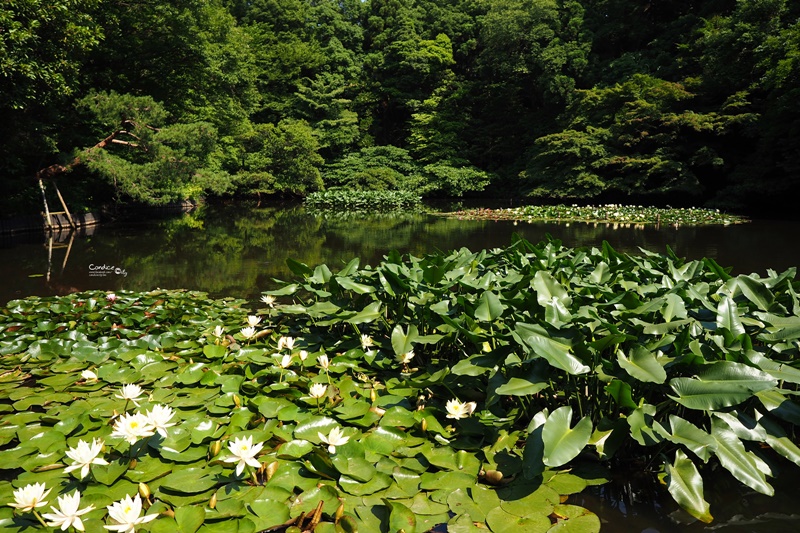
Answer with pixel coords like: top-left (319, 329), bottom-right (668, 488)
top-left (4, 201), bottom-right (800, 305)
top-left (3, 200), bottom-right (800, 532)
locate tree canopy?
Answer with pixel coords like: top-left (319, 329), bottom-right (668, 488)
top-left (1, 0), bottom-right (798, 215)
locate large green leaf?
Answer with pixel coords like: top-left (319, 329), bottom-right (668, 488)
top-left (669, 361), bottom-right (777, 410)
top-left (666, 415), bottom-right (715, 462)
top-left (617, 345), bottom-right (666, 384)
top-left (513, 324), bottom-right (589, 375)
top-left (391, 324), bottom-right (419, 357)
top-left (542, 406), bottom-right (593, 467)
top-left (716, 295), bottom-right (745, 336)
top-left (757, 413), bottom-right (800, 467)
top-left (533, 271), bottom-right (572, 308)
top-left (664, 450), bottom-right (712, 523)
top-left (474, 291), bottom-right (506, 322)
top-left (495, 377), bottom-right (548, 397)
top-left (710, 419), bottom-right (773, 495)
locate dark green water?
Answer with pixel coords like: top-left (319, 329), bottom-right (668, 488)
top-left (3, 201), bottom-right (800, 305)
top-left (3, 201), bottom-right (800, 532)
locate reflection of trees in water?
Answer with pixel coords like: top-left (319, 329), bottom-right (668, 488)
top-left (26, 203), bottom-right (800, 305)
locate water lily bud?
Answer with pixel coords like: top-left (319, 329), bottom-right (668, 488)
top-left (138, 482), bottom-right (151, 500)
top-left (265, 461), bottom-right (279, 481)
top-left (420, 418), bottom-right (428, 432)
top-left (210, 440), bottom-right (222, 457)
top-left (163, 509), bottom-right (175, 518)
top-left (233, 394), bottom-right (241, 408)
top-left (208, 492), bottom-right (217, 509)
top-left (335, 502), bottom-right (344, 522)
top-left (369, 388), bottom-right (376, 403)
top-left (129, 458), bottom-right (138, 469)
top-left (482, 470), bottom-right (504, 485)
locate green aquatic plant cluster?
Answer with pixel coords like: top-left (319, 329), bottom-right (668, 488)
top-left (304, 190), bottom-right (423, 214)
top-left (0, 287), bottom-right (602, 532)
top-left (4, 235), bottom-right (800, 530)
top-left (442, 205), bottom-right (748, 226)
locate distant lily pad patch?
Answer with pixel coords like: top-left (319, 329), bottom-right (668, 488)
top-left (441, 204), bottom-right (748, 226)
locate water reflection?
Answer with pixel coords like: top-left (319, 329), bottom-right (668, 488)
top-left (3, 201), bottom-right (800, 530)
top-left (2, 201), bottom-right (800, 305)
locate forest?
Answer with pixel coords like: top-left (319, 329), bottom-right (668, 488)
top-left (2, 0), bottom-right (799, 216)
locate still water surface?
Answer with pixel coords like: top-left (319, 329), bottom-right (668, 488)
top-left (3, 201), bottom-right (800, 305)
top-left (3, 201), bottom-right (800, 532)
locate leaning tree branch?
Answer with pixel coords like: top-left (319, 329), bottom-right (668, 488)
top-left (35, 127), bottom-right (149, 181)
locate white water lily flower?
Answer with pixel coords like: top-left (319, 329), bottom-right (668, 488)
top-left (445, 399), bottom-right (477, 419)
top-left (42, 490), bottom-right (94, 531)
top-left (115, 384), bottom-right (145, 406)
top-left (360, 334), bottom-right (374, 350)
top-left (318, 426), bottom-right (349, 454)
top-left (246, 315), bottom-right (262, 327)
top-left (261, 295), bottom-right (276, 307)
top-left (240, 326), bottom-right (256, 340)
top-left (280, 354), bottom-right (293, 369)
top-left (106, 293), bottom-right (117, 302)
top-left (64, 438), bottom-right (108, 479)
top-left (9, 482), bottom-right (51, 511)
top-left (396, 350), bottom-right (415, 365)
top-left (277, 336), bottom-right (295, 351)
top-left (318, 354), bottom-right (330, 370)
top-left (212, 325), bottom-right (225, 338)
top-left (145, 404), bottom-right (176, 438)
top-left (309, 383), bottom-right (327, 399)
top-left (105, 493), bottom-right (157, 533)
top-left (224, 436), bottom-right (264, 476)
top-left (298, 350), bottom-right (308, 362)
top-left (80, 369), bottom-right (98, 382)
top-left (110, 412), bottom-right (155, 444)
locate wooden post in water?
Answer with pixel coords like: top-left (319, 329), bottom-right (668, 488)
top-left (53, 182), bottom-right (76, 229)
top-left (39, 179), bottom-right (52, 230)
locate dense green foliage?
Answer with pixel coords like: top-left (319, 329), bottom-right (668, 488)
top-left (3, 0), bottom-right (800, 213)
top-left (305, 189), bottom-right (422, 212)
top-left (6, 237), bottom-right (800, 528)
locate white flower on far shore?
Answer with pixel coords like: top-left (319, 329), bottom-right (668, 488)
top-left (9, 482), bottom-right (50, 512)
top-left (445, 399), bottom-right (477, 419)
top-left (261, 295), bottom-right (276, 307)
top-left (240, 326), bottom-right (256, 340)
top-left (318, 426), bottom-right (349, 454)
top-left (277, 336), bottom-right (295, 351)
top-left (396, 350), bottom-right (415, 365)
top-left (64, 438), bottom-right (108, 479)
top-left (105, 493), bottom-right (157, 533)
top-left (145, 404), bottom-right (176, 438)
top-left (224, 436), bottom-right (264, 476)
top-left (309, 383), bottom-right (327, 399)
top-left (42, 490), bottom-right (94, 531)
top-left (318, 354), bottom-right (330, 371)
top-left (110, 413), bottom-right (155, 444)
top-left (115, 384), bottom-right (145, 406)
top-left (246, 315), bottom-right (262, 328)
top-left (80, 369), bottom-right (98, 382)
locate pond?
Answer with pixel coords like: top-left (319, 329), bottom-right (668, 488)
top-left (3, 200), bottom-right (800, 533)
top-left (4, 201), bottom-right (800, 307)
